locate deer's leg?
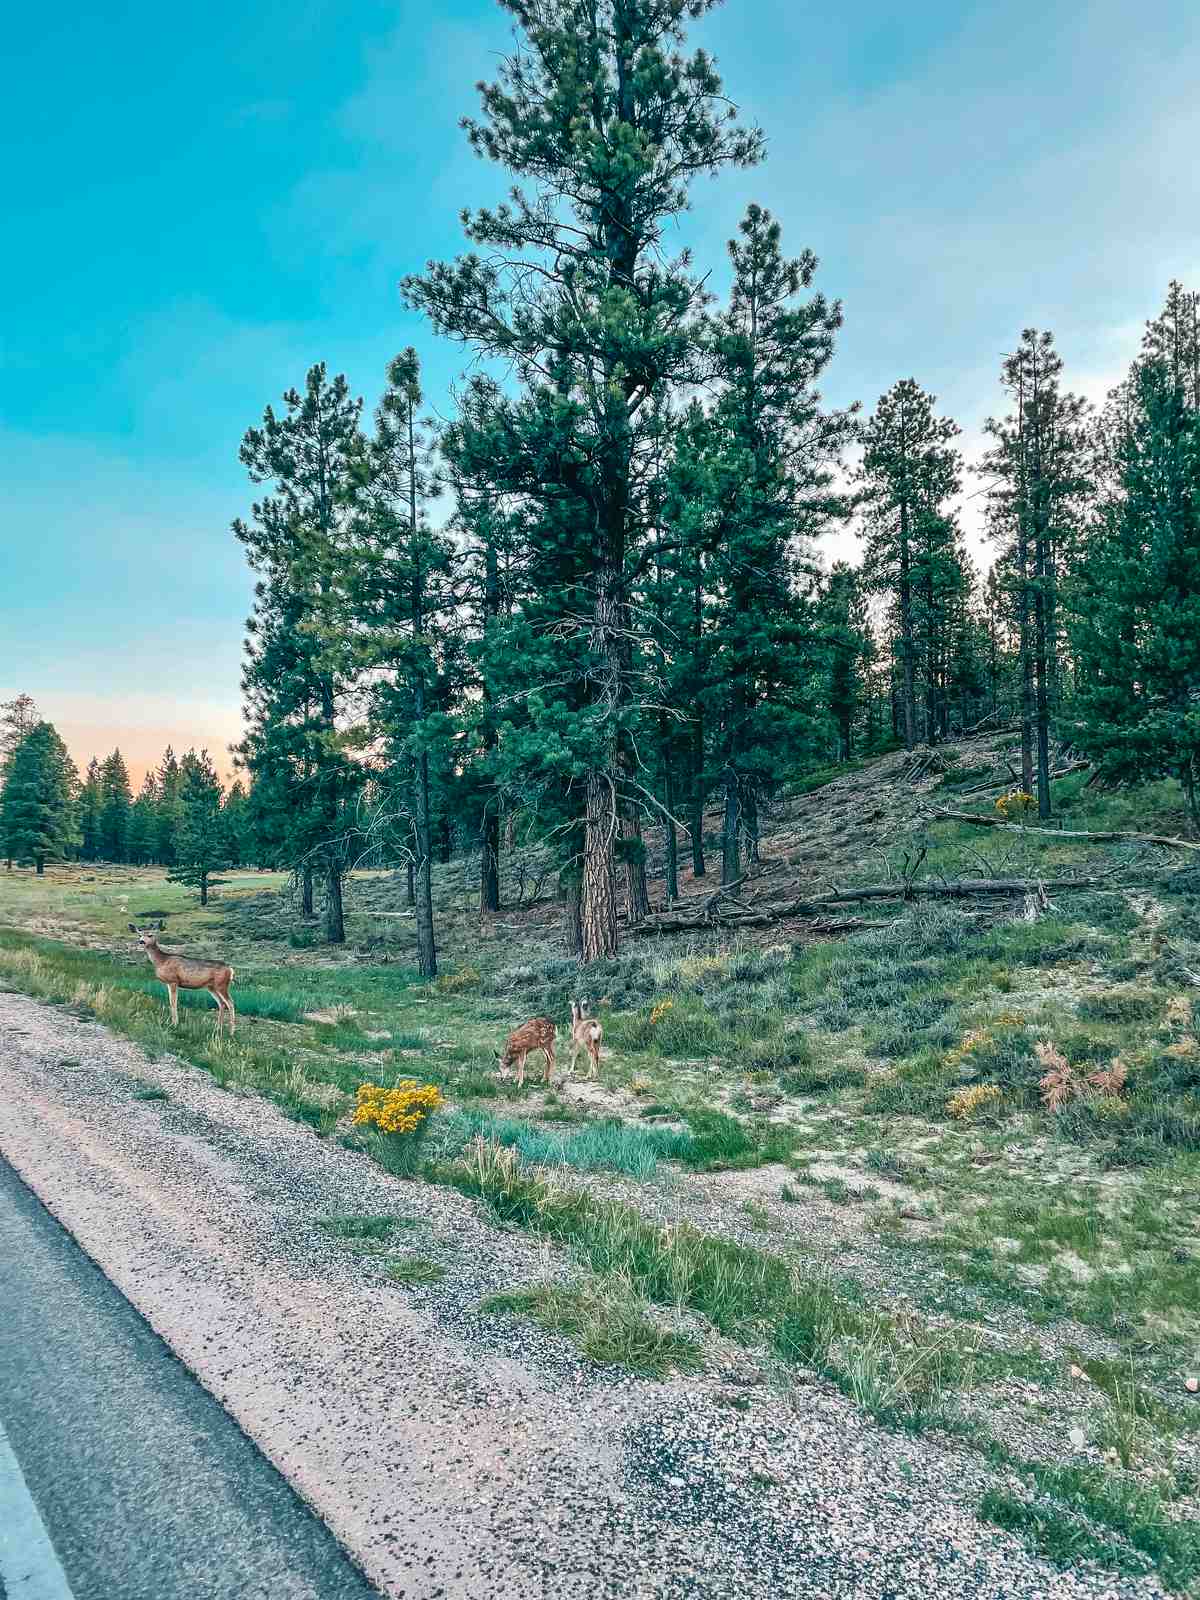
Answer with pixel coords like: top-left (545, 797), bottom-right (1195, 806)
top-left (589, 1041), bottom-right (600, 1079)
top-left (568, 1040), bottom-right (580, 1076)
top-left (516, 1052), bottom-right (526, 1090)
top-left (213, 980), bottom-right (234, 1033)
top-left (167, 983), bottom-right (178, 1027)
top-left (224, 986), bottom-right (236, 1035)
top-left (542, 1044), bottom-right (554, 1086)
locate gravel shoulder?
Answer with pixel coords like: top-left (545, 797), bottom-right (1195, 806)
top-left (0, 989), bottom-right (1167, 1599)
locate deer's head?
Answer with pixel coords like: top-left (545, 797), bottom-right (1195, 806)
top-left (129, 921), bottom-right (165, 949)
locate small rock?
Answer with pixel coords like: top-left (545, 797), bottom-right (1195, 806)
top-left (1069, 1364), bottom-right (1087, 1380)
top-left (1186, 1377), bottom-right (1198, 1394)
top-left (1068, 1426), bottom-right (1086, 1450)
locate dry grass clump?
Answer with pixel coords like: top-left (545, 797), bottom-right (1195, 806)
top-left (1036, 1041), bottom-right (1129, 1111)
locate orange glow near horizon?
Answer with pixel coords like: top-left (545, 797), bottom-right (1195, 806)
top-left (36, 696), bottom-right (244, 791)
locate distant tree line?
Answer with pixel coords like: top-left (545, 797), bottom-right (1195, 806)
top-left (228, 0), bottom-right (1199, 971)
top-left (0, 700), bottom-right (251, 904)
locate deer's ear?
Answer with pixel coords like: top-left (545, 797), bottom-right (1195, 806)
top-left (128, 923), bottom-right (137, 933)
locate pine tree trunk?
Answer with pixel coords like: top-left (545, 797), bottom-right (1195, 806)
top-left (302, 865), bottom-right (314, 917)
top-left (743, 786), bottom-right (760, 865)
top-left (1034, 586), bottom-right (1052, 819)
top-left (414, 752), bottom-right (437, 978)
top-left (690, 723), bottom-right (706, 878)
top-left (581, 566), bottom-right (621, 963)
top-left (480, 803), bottom-right (500, 914)
top-left (898, 498), bottom-right (917, 752)
top-left (663, 769), bottom-right (679, 904)
top-left (582, 769), bottom-right (618, 962)
top-left (438, 816), bottom-right (452, 865)
top-left (35, 856), bottom-right (44, 876)
top-left (721, 768), bottom-right (741, 886)
top-left (406, 859), bottom-right (415, 907)
top-left (1018, 535), bottom-right (1036, 797)
top-left (1183, 760), bottom-right (1200, 837)
top-left (199, 872), bottom-right (208, 907)
top-left (324, 859), bottom-right (345, 944)
top-left (620, 808), bottom-right (650, 926)
top-left (565, 875), bottom-right (584, 957)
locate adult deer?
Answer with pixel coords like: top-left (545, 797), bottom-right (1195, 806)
top-left (129, 922), bottom-right (236, 1033)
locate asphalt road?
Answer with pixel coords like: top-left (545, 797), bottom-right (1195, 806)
top-left (0, 1156), bottom-right (382, 1600)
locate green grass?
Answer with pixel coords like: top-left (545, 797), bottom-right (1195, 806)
top-left (132, 1086), bottom-right (170, 1101)
top-left (483, 1277), bottom-right (704, 1377)
top-left (385, 1255), bottom-right (446, 1285)
top-left (316, 1213), bottom-right (415, 1242)
top-left (442, 1110), bottom-right (695, 1176)
top-left (980, 1451), bottom-right (1200, 1592)
top-left (442, 1137), bottom-right (975, 1430)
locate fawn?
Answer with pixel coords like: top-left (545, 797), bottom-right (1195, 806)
top-left (130, 922), bottom-right (236, 1034)
top-left (497, 1016), bottom-right (556, 1088)
top-left (568, 1000), bottom-right (603, 1079)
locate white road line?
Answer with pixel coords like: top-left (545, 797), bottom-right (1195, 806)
top-left (0, 1418), bottom-right (77, 1600)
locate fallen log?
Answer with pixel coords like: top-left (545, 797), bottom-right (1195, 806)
top-left (633, 874), bottom-right (1106, 934)
top-left (930, 810), bottom-right (1200, 853)
top-left (949, 760), bottom-right (1091, 800)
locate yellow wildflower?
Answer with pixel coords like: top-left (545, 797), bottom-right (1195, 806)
top-left (946, 1084), bottom-right (1001, 1120)
top-left (353, 1080), bottom-right (443, 1136)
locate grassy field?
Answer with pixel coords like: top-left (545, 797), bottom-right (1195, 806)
top-left (5, 752), bottom-right (1200, 1587)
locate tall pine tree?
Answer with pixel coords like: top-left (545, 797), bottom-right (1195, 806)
top-left (858, 380), bottom-right (962, 752)
top-left (98, 750), bottom-right (132, 860)
top-left (982, 331), bottom-right (1089, 816)
top-left (1071, 284), bottom-right (1200, 826)
top-left (405, 0), bottom-right (762, 960)
top-left (235, 364), bottom-right (366, 942)
top-left (167, 750), bottom-right (227, 904)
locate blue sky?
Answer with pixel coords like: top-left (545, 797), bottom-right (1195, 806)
top-left (2, 0), bottom-right (1197, 781)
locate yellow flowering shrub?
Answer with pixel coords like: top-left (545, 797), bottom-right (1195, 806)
top-left (649, 999), bottom-right (674, 1026)
top-left (996, 790), bottom-right (1035, 821)
top-left (353, 1080), bottom-right (443, 1136)
top-left (946, 1084), bottom-right (1001, 1120)
top-left (436, 967), bottom-right (481, 995)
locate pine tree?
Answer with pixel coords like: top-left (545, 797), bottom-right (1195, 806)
top-left (167, 750), bottom-right (227, 905)
top-left (819, 563), bottom-right (872, 761)
top-left (982, 331), bottom-right (1089, 817)
top-left (156, 746), bottom-right (182, 866)
top-left (127, 772), bottom-right (160, 865)
top-left (452, 466), bottom-right (511, 916)
top-left (235, 364), bottom-right (367, 942)
top-left (78, 758), bottom-right (102, 861)
top-left (405, 0), bottom-right (762, 960)
top-left (343, 350), bottom-right (455, 978)
top-left (221, 779), bottom-right (250, 867)
top-left (858, 380), bottom-right (962, 751)
top-left (1, 722), bottom-right (78, 873)
top-left (1070, 286), bottom-right (1200, 827)
top-left (697, 205), bottom-right (853, 882)
top-left (98, 750), bottom-right (132, 860)
top-left (1, 694), bottom-right (40, 867)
